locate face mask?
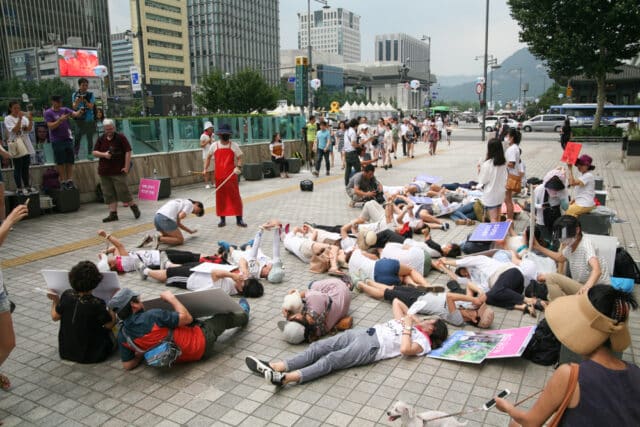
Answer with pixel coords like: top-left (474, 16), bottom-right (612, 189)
top-left (560, 237), bottom-right (576, 247)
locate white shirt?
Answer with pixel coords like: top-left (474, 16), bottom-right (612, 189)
top-left (505, 144), bottom-right (521, 175)
top-left (343, 128), bottom-right (358, 152)
top-left (574, 171), bottom-right (595, 208)
top-left (186, 272), bottom-right (237, 295)
top-left (456, 255), bottom-right (513, 292)
top-left (4, 115), bottom-right (30, 140)
top-left (478, 159), bottom-right (507, 207)
top-left (157, 199), bottom-right (194, 221)
top-left (381, 243), bottom-right (425, 275)
top-left (562, 237), bottom-right (610, 285)
top-left (230, 248), bottom-right (270, 279)
top-left (283, 233), bottom-right (311, 263)
top-left (200, 132), bottom-right (213, 160)
top-left (347, 249), bottom-right (376, 280)
top-left (373, 319), bottom-right (431, 361)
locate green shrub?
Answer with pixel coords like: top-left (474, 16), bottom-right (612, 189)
top-left (572, 127), bottom-right (623, 137)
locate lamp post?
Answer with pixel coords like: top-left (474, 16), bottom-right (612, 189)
top-left (307, 0), bottom-right (330, 117)
top-left (420, 35), bottom-right (431, 109)
top-left (490, 61), bottom-right (500, 111)
top-left (481, 0), bottom-right (489, 141)
top-left (509, 67), bottom-right (523, 111)
top-left (133, 0), bottom-right (148, 116)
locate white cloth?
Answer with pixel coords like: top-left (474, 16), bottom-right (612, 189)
top-left (381, 243), bottom-right (424, 275)
top-left (3, 115), bottom-right (30, 141)
top-left (283, 233), bottom-right (313, 263)
top-left (200, 132), bottom-right (213, 160)
top-left (343, 128), bottom-right (357, 152)
top-left (186, 272), bottom-right (237, 295)
top-left (573, 171), bottom-right (595, 208)
top-left (478, 159), bottom-right (507, 207)
top-left (156, 199), bottom-right (194, 221)
top-left (455, 255), bottom-right (512, 292)
top-left (505, 144), bottom-right (521, 176)
top-left (373, 319), bottom-right (431, 361)
top-left (347, 249), bottom-right (376, 280)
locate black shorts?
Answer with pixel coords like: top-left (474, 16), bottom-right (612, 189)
top-left (165, 262), bottom-right (199, 289)
top-left (383, 286), bottom-right (423, 307)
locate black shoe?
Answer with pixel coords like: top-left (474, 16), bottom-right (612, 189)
top-left (130, 204), bottom-right (141, 219)
top-left (236, 221), bottom-right (248, 228)
top-left (245, 356), bottom-right (270, 375)
top-left (102, 212), bottom-right (118, 223)
top-left (264, 370), bottom-right (285, 387)
top-left (218, 220), bottom-right (226, 227)
top-left (446, 280), bottom-right (465, 295)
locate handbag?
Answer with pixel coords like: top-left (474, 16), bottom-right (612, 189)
top-left (548, 363), bottom-right (579, 427)
top-left (122, 327), bottom-right (182, 368)
top-left (8, 135), bottom-right (29, 158)
top-left (506, 173), bottom-right (522, 193)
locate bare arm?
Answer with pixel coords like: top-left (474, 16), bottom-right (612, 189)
top-left (48, 293), bottom-right (61, 321)
top-left (160, 291), bottom-right (193, 326)
top-left (579, 257), bottom-right (602, 293)
top-left (532, 240), bottom-right (566, 263)
top-left (98, 230), bottom-right (127, 256)
top-left (0, 205), bottom-right (28, 246)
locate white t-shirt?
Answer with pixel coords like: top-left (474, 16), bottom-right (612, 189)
top-left (574, 171), bottom-right (595, 208)
top-left (186, 272), bottom-right (237, 295)
top-left (455, 255), bottom-right (511, 292)
top-left (212, 140), bottom-right (243, 157)
top-left (283, 233), bottom-right (312, 263)
top-left (562, 237), bottom-right (610, 285)
top-left (347, 249), bottom-right (376, 280)
top-left (343, 128), bottom-right (358, 152)
top-left (200, 132), bottom-right (213, 160)
top-left (505, 144), bottom-right (521, 176)
top-left (157, 199), bottom-right (194, 221)
top-left (230, 248), bottom-right (270, 279)
top-left (373, 319), bottom-right (431, 361)
top-left (381, 243), bottom-right (424, 275)
top-left (412, 293), bottom-right (466, 326)
top-left (4, 115), bottom-right (30, 140)
top-left (478, 159), bottom-right (507, 207)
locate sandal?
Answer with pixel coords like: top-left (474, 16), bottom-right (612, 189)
top-left (534, 298), bottom-right (547, 312)
top-left (0, 373), bottom-right (10, 391)
top-left (522, 304), bottom-right (537, 318)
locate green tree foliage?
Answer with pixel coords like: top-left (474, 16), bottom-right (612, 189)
top-left (508, 0), bottom-right (640, 128)
top-left (536, 83), bottom-right (567, 113)
top-left (312, 87), bottom-right (368, 111)
top-left (194, 68), bottom-right (278, 114)
top-left (0, 78), bottom-right (73, 114)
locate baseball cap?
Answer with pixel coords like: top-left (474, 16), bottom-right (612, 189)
top-left (277, 320), bottom-right (306, 344)
top-left (107, 288), bottom-right (140, 312)
top-left (476, 304), bottom-right (494, 329)
top-left (203, 121), bottom-right (214, 130)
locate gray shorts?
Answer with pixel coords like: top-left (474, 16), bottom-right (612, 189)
top-left (100, 175), bottom-right (133, 204)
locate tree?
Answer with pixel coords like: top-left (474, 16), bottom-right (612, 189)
top-left (0, 78), bottom-right (73, 114)
top-left (508, 0), bottom-right (640, 128)
top-left (194, 70), bottom-right (228, 113)
top-left (226, 69), bottom-right (278, 113)
top-left (536, 83), bottom-right (567, 113)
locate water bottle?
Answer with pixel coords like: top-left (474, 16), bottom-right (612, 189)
top-left (153, 168), bottom-right (158, 179)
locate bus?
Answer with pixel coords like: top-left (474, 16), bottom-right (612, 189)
top-left (549, 103), bottom-right (640, 124)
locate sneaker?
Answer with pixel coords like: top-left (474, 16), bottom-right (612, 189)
top-left (238, 298), bottom-right (250, 316)
top-left (239, 239), bottom-right (254, 251)
top-left (264, 370), bottom-right (285, 387)
top-left (135, 261), bottom-right (147, 280)
top-left (217, 240), bottom-right (233, 252)
top-left (130, 204), bottom-right (141, 219)
top-left (102, 212), bottom-right (119, 223)
top-left (16, 189), bottom-right (25, 196)
top-left (205, 184), bottom-right (212, 189)
top-left (152, 234), bottom-right (160, 250)
top-left (28, 186), bottom-right (38, 194)
top-left (442, 222), bottom-right (450, 231)
top-left (245, 356), bottom-right (271, 375)
top-left (67, 181), bottom-right (77, 190)
top-left (312, 170), bottom-right (319, 177)
top-left (137, 234), bottom-right (153, 248)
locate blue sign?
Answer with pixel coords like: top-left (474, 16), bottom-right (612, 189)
top-left (287, 76), bottom-right (296, 83)
top-left (469, 221), bottom-right (511, 241)
top-left (132, 73), bottom-right (139, 84)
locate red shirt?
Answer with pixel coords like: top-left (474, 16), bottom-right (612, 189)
top-left (94, 132), bottom-right (132, 176)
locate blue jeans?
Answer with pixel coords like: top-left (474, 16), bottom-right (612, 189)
top-left (315, 149), bottom-right (330, 173)
top-left (450, 202), bottom-right (476, 221)
top-left (285, 328), bottom-right (379, 383)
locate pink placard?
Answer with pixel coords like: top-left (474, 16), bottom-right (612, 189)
top-left (561, 141), bottom-right (582, 165)
top-left (138, 178), bottom-right (161, 201)
top-left (485, 326), bottom-right (535, 359)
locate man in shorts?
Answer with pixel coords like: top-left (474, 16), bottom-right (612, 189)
top-left (44, 95), bottom-right (83, 189)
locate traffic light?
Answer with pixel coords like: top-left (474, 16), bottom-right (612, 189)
top-left (294, 56), bottom-right (309, 107)
top-left (566, 86), bottom-right (573, 97)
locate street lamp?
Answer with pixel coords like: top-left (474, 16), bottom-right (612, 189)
top-left (420, 35), bottom-right (431, 109)
top-left (129, 0), bottom-right (149, 116)
top-left (307, 0), bottom-right (330, 116)
top-left (509, 67), bottom-right (523, 110)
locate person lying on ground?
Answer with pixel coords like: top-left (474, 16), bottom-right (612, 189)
top-left (356, 279), bottom-right (494, 328)
top-left (108, 288), bottom-right (250, 370)
top-left (245, 298), bottom-right (448, 386)
top-left (393, 194), bottom-right (452, 231)
top-left (138, 198), bottom-right (204, 248)
top-left (281, 225), bottom-right (345, 275)
top-left (278, 278), bottom-right (353, 344)
top-left (96, 230), bottom-right (162, 273)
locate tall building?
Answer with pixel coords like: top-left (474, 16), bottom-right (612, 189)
top-left (374, 33), bottom-right (430, 80)
top-left (188, 0), bottom-right (280, 85)
top-left (130, 0), bottom-right (191, 87)
top-left (110, 32), bottom-right (135, 98)
top-left (297, 7), bottom-right (361, 63)
top-left (0, 1), bottom-right (112, 82)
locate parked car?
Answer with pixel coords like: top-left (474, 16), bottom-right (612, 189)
top-left (479, 115), bottom-right (504, 132)
top-left (610, 118), bottom-right (635, 130)
top-left (522, 114), bottom-right (569, 132)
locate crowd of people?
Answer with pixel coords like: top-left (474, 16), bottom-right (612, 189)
top-left (0, 103), bottom-right (638, 426)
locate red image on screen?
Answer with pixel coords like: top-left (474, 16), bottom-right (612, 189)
top-left (57, 48), bottom-right (99, 77)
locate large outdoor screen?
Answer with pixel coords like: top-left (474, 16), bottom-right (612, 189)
top-left (57, 48), bottom-right (99, 77)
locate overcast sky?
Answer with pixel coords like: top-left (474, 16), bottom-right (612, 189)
top-left (108, 0), bottom-right (526, 76)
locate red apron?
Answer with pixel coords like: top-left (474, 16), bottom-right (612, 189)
top-left (214, 144), bottom-right (243, 216)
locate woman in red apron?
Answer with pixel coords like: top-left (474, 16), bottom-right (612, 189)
top-left (213, 124), bottom-right (246, 227)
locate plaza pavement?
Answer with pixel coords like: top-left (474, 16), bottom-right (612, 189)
top-left (0, 126), bottom-right (638, 426)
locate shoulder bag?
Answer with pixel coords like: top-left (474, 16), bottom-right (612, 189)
top-left (506, 173), bottom-right (522, 193)
top-left (8, 135), bottom-right (29, 158)
top-left (548, 363), bottom-right (579, 427)
top-left (121, 326), bottom-right (182, 368)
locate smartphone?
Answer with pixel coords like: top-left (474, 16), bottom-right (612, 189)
top-left (483, 389), bottom-right (510, 410)
top-left (24, 197), bottom-right (30, 206)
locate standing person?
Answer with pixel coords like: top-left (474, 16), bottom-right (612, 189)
top-left (305, 115), bottom-right (318, 167)
top-left (427, 123), bottom-right (439, 156)
top-left (343, 118), bottom-right (361, 186)
top-left (382, 122), bottom-right (393, 170)
top-left (560, 117), bottom-right (572, 150)
top-left (504, 128), bottom-right (522, 220)
top-left (204, 123), bottom-right (246, 227)
top-left (400, 118), bottom-right (409, 157)
top-left (200, 121), bottom-right (215, 189)
top-left (445, 123), bottom-right (453, 146)
top-left (335, 121), bottom-right (346, 170)
top-left (269, 133), bottom-right (289, 178)
top-left (405, 121), bottom-right (416, 159)
top-left (95, 108), bottom-right (105, 137)
top-left (0, 140), bottom-right (10, 224)
top-left (92, 119), bottom-right (141, 223)
top-left (391, 117), bottom-right (400, 159)
top-left (4, 101), bottom-right (35, 195)
top-left (45, 95), bottom-right (82, 189)
top-left (0, 205), bottom-right (29, 390)
top-left (565, 155), bottom-right (596, 218)
top-left (71, 78), bottom-right (96, 160)
top-left (313, 121), bottom-right (331, 176)
top-left (478, 138), bottom-right (507, 222)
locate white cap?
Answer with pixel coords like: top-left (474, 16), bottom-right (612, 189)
top-left (203, 121), bottom-right (214, 130)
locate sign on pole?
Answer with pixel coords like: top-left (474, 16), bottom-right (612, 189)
top-left (294, 56), bottom-right (308, 107)
top-left (475, 82), bottom-right (484, 95)
top-left (130, 66), bottom-right (141, 92)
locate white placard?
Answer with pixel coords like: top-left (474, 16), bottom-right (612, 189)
top-left (40, 270), bottom-right (121, 303)
top-left (143, 288), bottom-right (244, 317)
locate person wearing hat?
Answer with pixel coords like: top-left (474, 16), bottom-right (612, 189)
top-left (565, 154), bottom-right (596, 218)
top-left (203, 123), bottom-right (246, 227)
top-left (356, 279), bottom-right (494, 329)
top-left (277, 278), bottom-right (352, 344)
top-left (246, 298), bottom-right (448, 386)
top-left (533, 168), bottom-right (569, 238)
top-left (46, 261), bottom-right (116, 364)
top-left (200, 121), bottom-right (215, 189)
top-left (533, 215), bottom-right (610, 301)
top-left (138, 198), bottom-right (204, 249)
top-left (496, 285), bottom-right (640, 426)
top-left (108, 288), bottom-right (250, 370)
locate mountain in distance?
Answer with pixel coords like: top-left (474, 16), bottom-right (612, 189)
top-left (436, 74), bottom-right (478, 87)
top-left (436, 48), bottom-right (555, 104)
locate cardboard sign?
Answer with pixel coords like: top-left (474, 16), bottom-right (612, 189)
top-left (428, 331), bottom-right (503, 364)
top-left (138, 178), bottom-right (161, 201)
top-left (143, 288), bottom-right (244, 318)
top-left (485, 326), bottom-right (536, 359)
top-left (409, 196), bottom-right (433, 205)
top-left (469, 221), bottom-right (511, 241)
top-left (41, 270), bottom-right (121, 303)
top-left (560, 141), bottom-right (582, 165)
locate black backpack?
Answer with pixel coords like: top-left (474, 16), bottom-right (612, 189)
top-left (614, 247), bottom-right (640, 283)
top-left (522, 319), bottom-right (561, 366)
top-left (300, 179), bottom-right (313, 192)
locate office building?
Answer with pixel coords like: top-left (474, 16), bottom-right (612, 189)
top-left (130, 0), bottom-right (191, 87)
top-left (188, 0), bottom-right (280, 85)
top-left (297, 7), bottom-right (361, 63)
top-left (110, 32), bottom-right (135, 81)
top-left (375, 33), bottom-right (430, 79)
top-left (0, 1), bottom-right (112, 83)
